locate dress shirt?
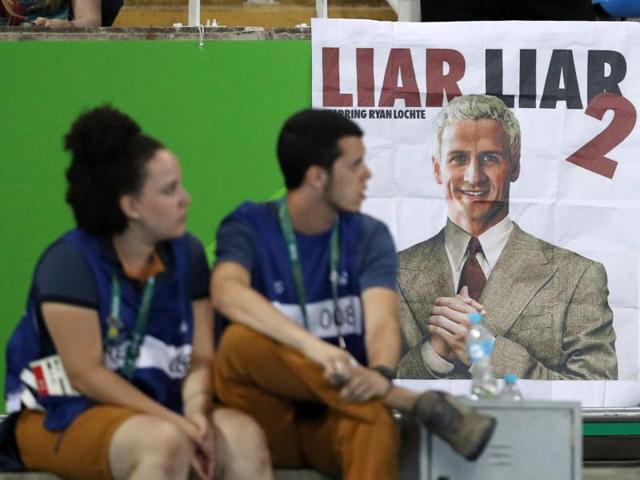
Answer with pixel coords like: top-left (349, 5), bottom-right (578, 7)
top-left (421, 216), bottom-right (513, 375)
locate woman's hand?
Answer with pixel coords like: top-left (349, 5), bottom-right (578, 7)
top-left (33, 17), bottom-right (74, 27)
top-left (184, 412), bottom-right (216, 480)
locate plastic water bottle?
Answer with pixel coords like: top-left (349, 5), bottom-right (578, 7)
top-left (466, 312), bottom-right (498, 400)
top-left (500, 374), bottom-right (523, 401)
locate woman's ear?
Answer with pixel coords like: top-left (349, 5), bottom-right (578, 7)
top-left (119, 194), bottom-right (141, 221)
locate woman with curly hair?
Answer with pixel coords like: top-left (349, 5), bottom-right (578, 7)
top-left (4, 106), bottom-right (271, 480)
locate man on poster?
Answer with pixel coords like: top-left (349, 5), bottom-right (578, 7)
top-left (397, 94), bottom-right (618, 380)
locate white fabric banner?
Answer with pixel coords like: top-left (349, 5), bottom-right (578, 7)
top-left (311, 19), bottom-right (640, 395)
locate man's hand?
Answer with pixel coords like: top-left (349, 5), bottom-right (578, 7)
top-left (339, 366), bottom-right (390, 403)
top-left (428, 286), bottom-right (484, 364)
top-left (429, 334), bottom-right (453, 359)
top-left (302, 337), bottom-right (355, 384)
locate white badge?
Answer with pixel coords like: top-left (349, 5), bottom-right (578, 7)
top-left (29, 355), bottom-right (81, 397)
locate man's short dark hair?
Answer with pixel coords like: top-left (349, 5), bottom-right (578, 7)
top-left (277, 109), bottom-right (363, 189)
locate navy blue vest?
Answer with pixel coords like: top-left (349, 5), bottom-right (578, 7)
top-left (5, 229), bottom-right (193, 431)
top-left (222, 202), bottom-right (368, 365)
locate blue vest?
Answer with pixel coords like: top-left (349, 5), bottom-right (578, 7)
top-left (5, 229), bottom-right (193, 431)
top-left (223, 202), bottom-right (368, 365)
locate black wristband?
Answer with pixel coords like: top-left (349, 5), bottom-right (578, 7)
top-left (372, 365), bottom-right (396, 381)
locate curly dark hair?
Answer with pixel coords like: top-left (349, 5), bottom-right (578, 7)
top-left (277, 109), bottom-right (363, 189)
top-left (64, 106), bottom-right (163, 237)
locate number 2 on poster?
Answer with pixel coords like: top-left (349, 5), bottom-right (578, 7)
top-left (566, 92), bottom-right (637, 179)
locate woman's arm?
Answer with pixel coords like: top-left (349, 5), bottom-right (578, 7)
top-left (34, 0), bottom-right (100, 27)
top-left (182, 298), bottom-right (214, 418)
top-left (181, 298), bottom-right (216, 480)
top-left (41, 302), bottom-right (190, 429)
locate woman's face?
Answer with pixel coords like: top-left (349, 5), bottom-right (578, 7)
top-left (126, 149), bottom-right (191, 241)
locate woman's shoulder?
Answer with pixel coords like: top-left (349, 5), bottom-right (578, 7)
top-left (35, 234), bottom-right (99, 308)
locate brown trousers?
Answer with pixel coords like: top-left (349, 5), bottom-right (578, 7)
top-left (213, 324), bottom-right (399, 480)
top-left (16, 405), bottom-right (136, 480)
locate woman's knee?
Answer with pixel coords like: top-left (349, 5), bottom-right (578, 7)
top-left (110, 415), bottom-right (193, 479)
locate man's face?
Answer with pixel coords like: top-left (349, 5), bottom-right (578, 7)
top-left (325, 136), bottom-right (371, 213)
top-left (433, 119), bottom-right (520, 235)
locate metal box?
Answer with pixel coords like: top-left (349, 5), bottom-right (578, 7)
top-left (421, 400), bottom-right (582, 480)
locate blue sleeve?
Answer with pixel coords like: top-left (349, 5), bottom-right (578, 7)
top-left (356, 216), bottom-right (398, 291)
top-left (214, 216), bottom-right (256, 273)
top-left (185, 234), bottom-right (210, 300)
top-left (34, 241), bottom-right (99, 308)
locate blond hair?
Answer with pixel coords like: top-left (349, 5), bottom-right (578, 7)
top-left (434, 94), bottom-right (521, 162)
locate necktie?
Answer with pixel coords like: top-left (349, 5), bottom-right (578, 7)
top-left (457, 237), bottom-right (486, 301)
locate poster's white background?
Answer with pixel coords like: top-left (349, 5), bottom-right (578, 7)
top-left (312, 19), bottom-right (640, 386)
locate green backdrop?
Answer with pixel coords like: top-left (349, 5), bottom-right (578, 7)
top-left (0, 39), bottom-right (310, 412)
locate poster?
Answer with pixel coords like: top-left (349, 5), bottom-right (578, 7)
top-left (312, 19), bottom-right (640, 389)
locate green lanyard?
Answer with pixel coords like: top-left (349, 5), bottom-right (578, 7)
top-left (106, 270), bottom-right (156, 379)
top-left (277, 198), bottom-right (346, 349)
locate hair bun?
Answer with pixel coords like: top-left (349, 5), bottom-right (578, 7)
top-left (64, 106), bottom-right (141, 168)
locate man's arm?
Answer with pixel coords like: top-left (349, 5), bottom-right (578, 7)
top-left (211, 261), bottom-right (354, 378)
top-left (362, 287), bottom-right (401, 369)
top-left (337, 286), bottom-right (399, 403)
top-left (490, 261), bottom-right (618, 379)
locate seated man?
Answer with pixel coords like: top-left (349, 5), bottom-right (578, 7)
top-left (210, 109), bottom-right (496, 479)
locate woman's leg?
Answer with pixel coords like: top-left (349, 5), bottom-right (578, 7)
top-left (211, 407), bottom-right (272, 480)
top-left (109, 414), bottom-right (194, 480)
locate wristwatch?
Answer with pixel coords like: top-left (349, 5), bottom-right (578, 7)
top-left (372, 365), bottom-right (396, 381)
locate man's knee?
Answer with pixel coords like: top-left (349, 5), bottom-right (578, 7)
top-left (213, 408), bottom-right (271, 477)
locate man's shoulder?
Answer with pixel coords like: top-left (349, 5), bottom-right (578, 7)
top-left (512, 225), bottom-right (601, 270)
top-left (397, 229), bottom-right (445, 269)
top-left (227, 200), bottom-right (276, 221)
top-left (349, 211), bottom-right (387, 232)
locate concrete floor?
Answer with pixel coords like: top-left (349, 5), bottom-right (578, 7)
top-left (1, 465), bottom-right (639, 479)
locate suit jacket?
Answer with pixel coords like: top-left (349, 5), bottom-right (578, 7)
top-left (397, 224), bottom-right (618, 379)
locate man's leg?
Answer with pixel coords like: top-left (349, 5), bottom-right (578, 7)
top-left (297, 403), bottom-right (399, 480)
top-left (382, 384), bottom-right (495, 461)
top-left (214, 324), bottom-right (398, 478)
top-left (215, 324), bottom-right (494, 464)
top-left (211, 407), bottom-right (273, 480)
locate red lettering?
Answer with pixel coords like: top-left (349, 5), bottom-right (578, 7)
top-left (379, 49), bottom-right (421, 108)
top-left (356, 48), bottom-right (375, 107)
top-left (322, 48), bottom-right (353, 107)
top-left (566, 93), bottom-right (636, 179)
top-left (426, 49), bottom-right (465, 107)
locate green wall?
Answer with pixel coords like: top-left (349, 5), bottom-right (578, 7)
top-left (0, 39), bottom-right (311, 411)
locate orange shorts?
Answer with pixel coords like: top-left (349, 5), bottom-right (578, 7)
top-left (16, 405), bottom-right (138, 480)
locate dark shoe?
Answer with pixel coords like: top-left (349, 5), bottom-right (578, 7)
top-left (413, 391), bottom-right (496, 461)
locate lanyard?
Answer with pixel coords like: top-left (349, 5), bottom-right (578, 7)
top-left (106, 269), bottom-right (156, 379)
top-left (277, 198), bottom-right (346, 349)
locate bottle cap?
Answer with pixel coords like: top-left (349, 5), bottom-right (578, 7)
top-left (468, 312), bottom-right (483, 324)
top-left (504, 373), bottom-right (518, 385)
